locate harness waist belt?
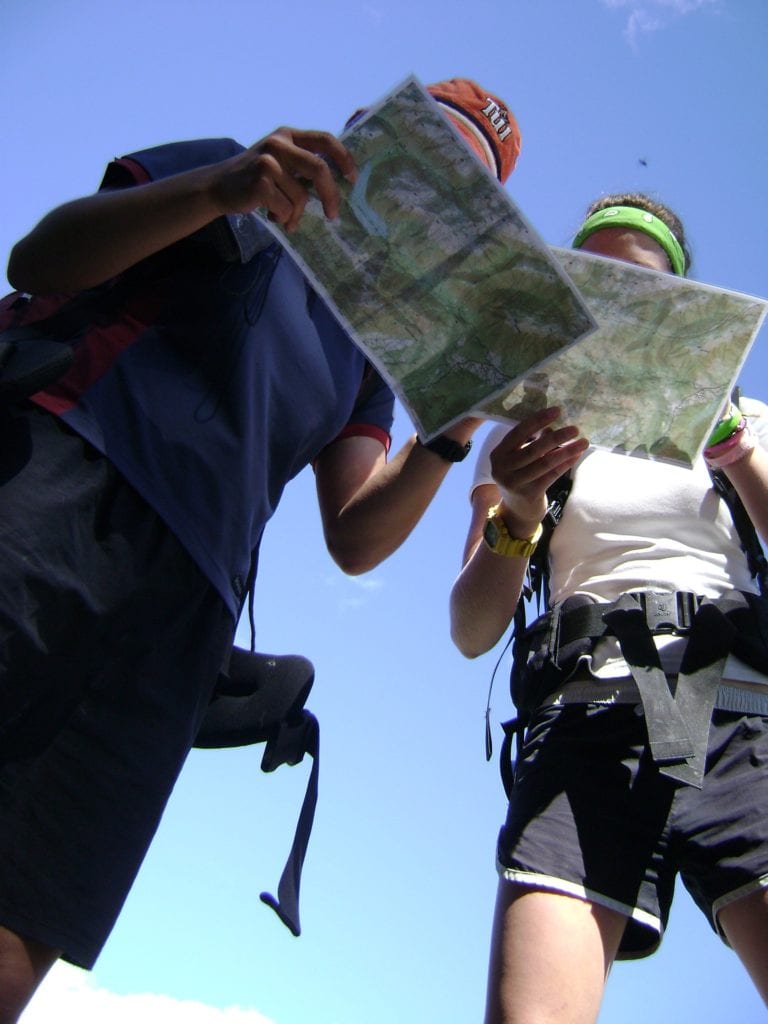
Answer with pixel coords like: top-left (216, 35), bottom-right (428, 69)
top-left (553, 591), bottom-right (699, 649)
top-left (543, 678), bottom-right (768, 717)
top-left (521, 591), bottom-right (764, 788)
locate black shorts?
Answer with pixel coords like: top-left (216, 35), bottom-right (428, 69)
top-left (0, 404), bottom-right (235, 967)
top-left (497, 701), bottom-right (768, 959)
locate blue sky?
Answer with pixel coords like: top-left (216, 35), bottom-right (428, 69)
top-left (3, 1), bottom-right (767, 1021)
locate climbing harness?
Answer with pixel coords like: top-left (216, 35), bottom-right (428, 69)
top-left (487, 404), bottom-right (768, 793)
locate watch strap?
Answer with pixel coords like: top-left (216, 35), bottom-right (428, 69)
top-left (418, 435), bottom-right (472, 463)
top-left (484, 504), bottom-right (543, 558)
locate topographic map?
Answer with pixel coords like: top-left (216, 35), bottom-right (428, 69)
top-left (479, 248), bottom-right (768, 466)
top-left (265, 75), bottom-right (596, 438)
top-left (265, 75), bottom-right (766, 464)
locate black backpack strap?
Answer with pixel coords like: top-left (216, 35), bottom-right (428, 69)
top-left (709, 388), bottom-right (768, 597)
top-left (487, 473), bottom-right (573, 780)
top-left (259, 712), bottom-right (319, 936)
top-left (498, 716), bottom-right (520, 801)
top-left (0, 287), bottom-right (130, 404)
top-left (193, 648), bottom-right (319, 936)
top-left (710, 467), bottom-right (768, 597)
top-left (0, 323), bottom-right (74, 402)
top-left (527, 471), bottom-right (573, 611)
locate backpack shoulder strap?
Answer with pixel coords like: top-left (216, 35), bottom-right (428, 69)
top-left (484, 471), bottom-right (573, 762)
top-left (710, 468), bottom-right (768, 596)
top-left (709, 389), bottom-right (768, 598)
top-left (527, 471), bottom-right (573, 611)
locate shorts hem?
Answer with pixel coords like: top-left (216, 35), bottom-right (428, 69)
top-left (496, 864), bottom-right (661, 960)
top-left (712, 872), bottom-right (768, 944)
top-left (0, 905), bottom-right (97, 970)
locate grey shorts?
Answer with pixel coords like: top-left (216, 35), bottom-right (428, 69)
top-left (0, 404), bottom-right (235, 967)
top-left (497, 701), bottom-right (768, 958)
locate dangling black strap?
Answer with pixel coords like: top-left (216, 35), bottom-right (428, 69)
top-left (259, 712), bottom-right (319, 936)
top-left (658, 598), bottom-right (739, 787)
top-left (498, 717), bottom-right (521, 801)
top-left (485, 605), bottom-right (523, 762)
top-left (656, 667), bottom-right (720, 788)
top-left (604, 596), bottom-right (741, 788)
top-left (194, 649), bottom-right (319, 936)
top-left (603, 595), bottom-right (694, 767)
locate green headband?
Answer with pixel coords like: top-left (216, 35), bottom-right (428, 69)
top-left (572, 205), bottom-right (687, 276)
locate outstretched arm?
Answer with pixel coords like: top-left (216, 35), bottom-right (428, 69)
top-left (450, 408), bottom-right (589, 658)
top-left (7, 129), bottom-right (356, 295)
top-left (315, 419), bottom-right (480, 575)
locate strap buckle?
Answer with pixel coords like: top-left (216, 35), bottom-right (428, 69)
top-left (633, 591), bottom-right (698, 635)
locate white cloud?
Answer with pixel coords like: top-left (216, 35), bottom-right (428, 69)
top-left (602, 0), bottom-right (716, 11)
top-left (626, 8), bottom-right (663, 38)
top-left (348, 576), bottom-right (385, 592)
top-left (344, 577), bottom-right (384, 610)
top-left (362, 4), bottom-right (385, 25)
top-left (324, 573), bottom-right (385, 610)
top-left (23, 963), bottom-right (275, 1024)
top-left (600, 0), bottom-right (719, 44)
top-left (324, 573), bottom-right (384, 591)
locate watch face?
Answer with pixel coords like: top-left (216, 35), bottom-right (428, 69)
top-left (484, 517), bottom-right (501, 549)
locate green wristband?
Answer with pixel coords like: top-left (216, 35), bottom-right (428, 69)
top-left (706, 405), bottom-right (743, 448)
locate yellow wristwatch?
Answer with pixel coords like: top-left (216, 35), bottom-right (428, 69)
top-left (483, 504), bottom-right (543, 558)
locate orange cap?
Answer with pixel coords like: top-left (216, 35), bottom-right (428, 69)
top-left (427, 78), bottom-right (520, 183)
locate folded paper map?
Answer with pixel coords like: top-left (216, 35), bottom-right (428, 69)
top-left (478, 249), bottom-right (767, 466)
top-left (264, 75), bottom-right (597, 439)
top-left (263, 75), bottom-right (767, 466)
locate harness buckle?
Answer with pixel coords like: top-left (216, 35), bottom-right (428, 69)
top-left (634, 591), bottom-right (698, 635)
top-left (544, 488), bottom-right (569, 530)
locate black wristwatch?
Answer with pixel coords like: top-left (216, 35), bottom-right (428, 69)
top-left (418, 435), bottom-right (472, 463)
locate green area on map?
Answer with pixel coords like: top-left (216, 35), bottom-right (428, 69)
top-left (478, 248), bottom-right (766, 466)
top-left (268, 76), bottom-right (766, 464)
top-left (267, 76), bottom-right (595, 438)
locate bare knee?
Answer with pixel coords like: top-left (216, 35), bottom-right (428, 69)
top-left (0, 926), bottom-right (60, 1024)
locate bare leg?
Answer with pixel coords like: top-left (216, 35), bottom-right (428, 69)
top-left (0, 926), bottom-right (60, 1024)
top-left (485, 882), bottom-right (628, 1024)
top-left (718, 885), bottom-right (768, 1006)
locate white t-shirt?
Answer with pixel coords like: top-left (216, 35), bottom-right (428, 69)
top-left (471, 398), bottom-right (768, 683)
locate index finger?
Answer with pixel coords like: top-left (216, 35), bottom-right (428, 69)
top-left (288, 130), bottom-right (357, 219)
top-left (291, 129), bottom-right (357, 183)
top-left (498, 407), bottom-right (563, 448)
